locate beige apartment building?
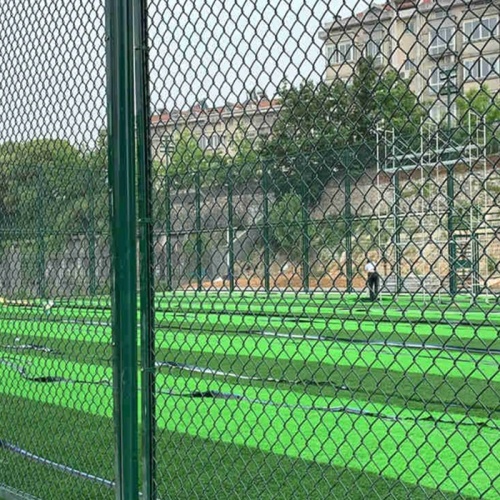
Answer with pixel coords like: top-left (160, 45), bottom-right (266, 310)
top-left (320, 0), bottom-right (499, 121)
top-left (150, 96), bottom-right (280, 163)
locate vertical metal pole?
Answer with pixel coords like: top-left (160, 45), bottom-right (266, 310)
top-left (165, 155), bottom-right (173, 291)
top-left (447, 163), bottom-right (457, 296)
top-left (393, 170), bottom-right (402, 294)
top-left (447, 77), bottom-right (452, 132)
top-left (36, 164), bottom-right (46, 300)
top-left (133, 0), bottom-right (156, 497)
top-left (88, 167), bottom-right (97, 296)
top-left (262, 161), bottom-right (271, 293)
top-left (300, 177), bottom-right (310, 293)
top-left (344, 171), bottom-right (353, 293)
top-left (195, 169), bottom-right (202, 291)
top-left (472, 233), bottom-right (480, 297)
top-left (106, 0), bottom-right (139, 498)
top-left (227, 169), bottom-right (235, 292)
top-left (443, 69), bottom-right (457, 297)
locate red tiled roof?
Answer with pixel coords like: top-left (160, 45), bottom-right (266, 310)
top-left (151, 98), bottom-right (280, 125)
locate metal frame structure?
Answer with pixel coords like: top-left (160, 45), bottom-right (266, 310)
top-left (375, 115), bottom-right (488, 300)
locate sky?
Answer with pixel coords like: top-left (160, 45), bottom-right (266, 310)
top-left (0, 0), bottom-right (369, 147)
top-left (147, 0), bottom-right (369, 112)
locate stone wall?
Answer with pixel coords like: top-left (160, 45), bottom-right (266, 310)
top-left (1, 159), bottom-right (498, 297)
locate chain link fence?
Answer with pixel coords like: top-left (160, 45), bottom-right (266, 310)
top-left (1, 0), bottom-right (500, 499)
top-left (0, 1), bottom-right (116, 499)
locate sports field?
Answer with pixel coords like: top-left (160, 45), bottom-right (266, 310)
top-left (1, 292), bottom-right (499, 499)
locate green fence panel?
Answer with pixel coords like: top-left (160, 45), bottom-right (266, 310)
top-left (2, 0), bottom-right (500, 499)
top-left (0, 1), bottom-right (138, 499)
top-left (142, 0), bottom-right (500, 499)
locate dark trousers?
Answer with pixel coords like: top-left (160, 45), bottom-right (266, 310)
top-left (367, 272), bottom-right (379, 301)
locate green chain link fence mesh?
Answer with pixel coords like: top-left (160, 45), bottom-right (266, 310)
top-left (1, 0), bottom-right (499, 498)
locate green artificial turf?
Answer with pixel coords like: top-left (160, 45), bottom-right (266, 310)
top-left (1, 292), bottom-right (499, 499)
top-left (1, 394), bottom-right (457, 500)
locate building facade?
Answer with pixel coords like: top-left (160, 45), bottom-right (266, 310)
top-left (150, 97), bottom-right (280, 164)
top-left (320, 0), bottom-right (499, 121)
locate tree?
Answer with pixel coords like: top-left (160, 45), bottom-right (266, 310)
top-left (456, 85), bottom-right (500, 154)
top-left (260, 59), bottom-right (422, 206)
top-left (210, 130), bottom-right (262, 187)
top-left (0, 139), bottom-right (92, 236)
top-left (260, 79), bottom-right (347, 206)
top-left (268, 193), bottom-right (304, 261)
top-left (163, 129), bottom-right (210, 189)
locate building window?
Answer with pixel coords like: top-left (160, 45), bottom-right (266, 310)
top-left (407, 20), bottom-right (417, 34)
top-left (429, 66), bottom-right (457, 93)
top-left (332, 41), bottom-right (354, 65)
top-left (405, 59), bottom-right (416, 71)
top-left (325, 44), bottom-right (335, 62)
top-left (366, 31), bottom-right (383, 66)
top-left (198, 135), bottom-right (208, 150)
top-left (209, 134), bottom-right (218, 149)
top-left (430, 102), bottom-right (457, 124)
top-left (209, 134), bottom-right (225, 149)
top-left (463, 17), bottom-right (499, 42)
top-left (429, 25), bottom-right (455, 55)
top-left (402, 59), bottom-right (416, 79)
top-left (430, 104), bottom-right (443, 122)
top-left (463, 56), bottom-right (500, 81)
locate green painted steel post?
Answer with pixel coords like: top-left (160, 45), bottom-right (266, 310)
top-left (447, 163), bottom-right (457, 296)
top-left (133, 0), bottom-right (156, 497)
top-left (195, 169), bottom-right (202, 290)
top-left (393, 170), bottom-right (402, 294)
top-left (165, 146), bottom-right (173, 291)
top-left (88, 167), bottom-right (97, 297)
top-left (227, 168), bottom-right (235, 292)
top-left (300, 175), bottom-right (310, 293)
top-left (344, 171), bottom-right (353, 293)
top-left (473, 234), bottom-right (480, 297)
top-left (36, 164), bottom-right (46, 300)
top-left (106, 0), bottom-right (139, 498)
top-left (262, 160), bottom-right (271, 293)
top-left (441, 67), bottom-right (457, 297)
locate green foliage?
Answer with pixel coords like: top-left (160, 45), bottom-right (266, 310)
top-left (162, 129), bottom-right (211, 189)
top-left (268, 193), bottom-right (307, 261)
top-left (456, 85), bottom-right (500, 154)
top-left (160, 128), bottom-right (261, 189)
top-left (0, 138), bottom-right (109, 296)
top-left (261, 59), bottom-right (422, 205)
top-left (221, 132), bottom-right (262, 186)
top-left (0, 140), bottom-right (106, 238)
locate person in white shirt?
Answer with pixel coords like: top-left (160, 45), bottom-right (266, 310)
top-left (364, 258), bottom-right (379, 301)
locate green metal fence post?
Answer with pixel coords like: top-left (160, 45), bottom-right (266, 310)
top-left (447, 163), bottom-right (457, 296)
top-left (195, 169), bottom-right (202, 290)
top-left (88, 166), bottom-right (97, 297)
top-left (393, 170), bottom-right (402, 294)
top-left (300, 174), bottom-right (310, 293)
top-left (133, 0), bottom-right (156, 496)
top-left (106, 0), bottom-right (139, 498)
top-left (165, 148), bottom-right (173, 291)
top-left (227, 168), bottom-right (235, 292)
top-left (441, 67), bottom-right (458, 297)
top-left (262, 160), bottom-right (271, 293)
top-left (344, 170), bottom-right (353, 293)
top-left (36, 164), bottom-right (46, 300)
top-left (472, 232), bottom-right (480, 298)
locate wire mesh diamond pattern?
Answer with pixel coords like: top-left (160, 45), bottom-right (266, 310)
top-left (0, 0), bottom-right (499, 499)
